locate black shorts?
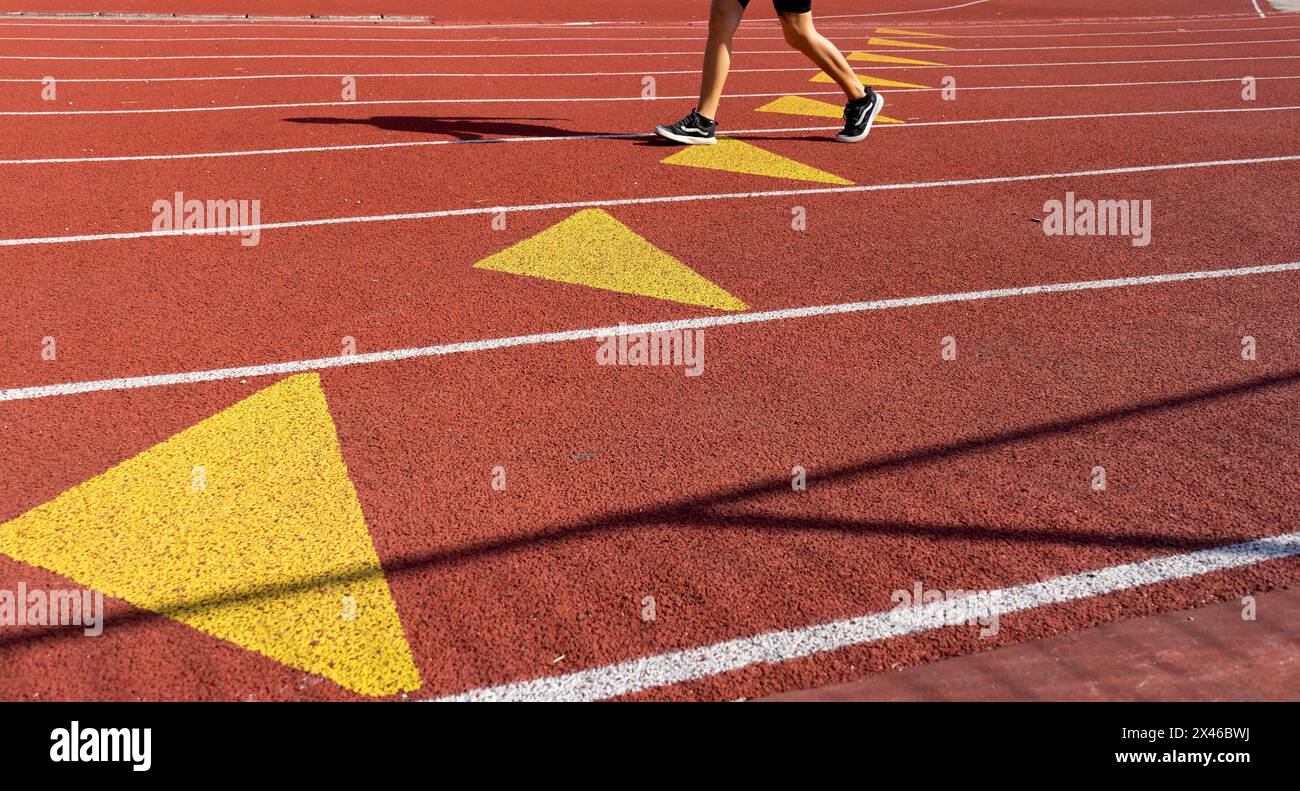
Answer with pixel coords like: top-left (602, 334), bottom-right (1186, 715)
top-left (738, 0), bottom-right (813, 13)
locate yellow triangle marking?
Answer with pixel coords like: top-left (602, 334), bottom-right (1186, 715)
top-left (662, 136), bottom-right (852, 187)
top-left (866, 36), bottom-right (951, 50)
top-left (810, 71), bottom-right (929, 89)
top-left (0, 373), bottom-right (421, 698)
top-left (848, 51), bottom-right (943, 66)
top-left (755, 95), bottom-right (905, 124)
top-left (875, 27), bottom-right (948, 38)
top-left (474, 208), bottom-right (747, 311)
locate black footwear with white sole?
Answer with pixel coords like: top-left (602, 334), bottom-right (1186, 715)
top-left (836, 89), bottom-right (884, 143)
top-left (654, 109), bottom-right (718, 145)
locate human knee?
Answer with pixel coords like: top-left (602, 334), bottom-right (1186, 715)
top-left (709, 0), bottom-right (742, 28)
top-left (780, 16), bottom-right (815, 49)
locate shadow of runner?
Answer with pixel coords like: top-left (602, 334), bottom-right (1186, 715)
top-left (285, 115), bottom-right (584, 140)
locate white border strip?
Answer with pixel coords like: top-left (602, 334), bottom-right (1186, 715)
top-left (432, 530), bottom-right (1300, 701)
top-left (4, 260), bottom-right (1299, 402)
top-left (2, 152), bottom-right (1296, 245)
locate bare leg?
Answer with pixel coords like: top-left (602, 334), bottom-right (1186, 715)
top-left (696, 0), bottom-right (746, 120)
top-left (779, 11), bottom-right (866, 101)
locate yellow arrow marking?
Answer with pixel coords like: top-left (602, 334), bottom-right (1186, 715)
top-left (0, 373), bottom-right (421, 698)
top-left (875, 27), bottom-right (948, 38)
top-left (866, 36), bottom-right (952, 50)
top-left (474, 208), bottom-right (747, 311)
top-left (662, 137), bottom-right (852, 186)
top-left (810, 71), bottom-right (930, 89)
top-left (848, 51), bottom-right (944, 66)
top-left (755, 95), bottom-right (905, 124)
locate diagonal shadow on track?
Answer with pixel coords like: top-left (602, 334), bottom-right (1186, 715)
top-left (2, 369), bottom-right (1297, 650)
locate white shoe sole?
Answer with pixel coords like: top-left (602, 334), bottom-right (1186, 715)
top-left (655, 125), bottom-right (718, 145)
top-left (835, 93), bottom-right (885, 144)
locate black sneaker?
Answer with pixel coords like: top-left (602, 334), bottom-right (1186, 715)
top-left (836, 89), bottom-right (884, 143)
top-left (654, 109), bottom-right (718, 145)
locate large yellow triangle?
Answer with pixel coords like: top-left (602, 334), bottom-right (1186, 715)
top-left (662, 137), bottom-right (851, 186)
top-left (866, 36), bottom-right (951, 50)
top-left (810, 71), bottom-right (929, 89)
top-left (0, 373), bottom-right (421, 698)
top-left (848, 51), bottom-right (943, 66)
top-left (756, 95), bottom-right (905, 124)
top-left (875, 27), bottom-right (948, 38)
top-left (474, 208), bottom-right (747, 311)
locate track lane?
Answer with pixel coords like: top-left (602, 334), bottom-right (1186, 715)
top-left (10, 49), bottom-right (1300, 82)
top-left (2, 27), bottom-right (1297, 56)
top-left (2, 35), bottom-right (1299, 81)
top-left (0, 99), bottom-right (1295, 241)
top-left (3, 62), bottom-right (1299, 110)
top-left (3, 159), bottom-right (1296, 394)
top-left (2, 266), bottom-right (1297, 700)
top-left (4, 16), bottom-right (1300, 40)
top-left (3, 52), bottom-right (1299, 109)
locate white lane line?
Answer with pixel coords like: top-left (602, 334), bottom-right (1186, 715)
top-left (3, 24), bottom-right (1300, 41)
top-left (2, 106), bottom-right (1296, 165)
top-left (5, 34), bottom-right (731, 42)
top-left (1252, 0), bottom-right (1268, 18)
top-left (817, 0), bottom-right (989, 17)
top-left (0, 24), bottom-right (1289, 41)
top-left (431, 530), bottom-right (1300, 701)
top-left (4, 37), bottom-right (1299, 59)
top-left (2, 152), bottom-right (1297, 245)
top-left (4, 53), bottom-right (1296, 82)
top-left (10, 78), bottom-right (1300, 117)
top-left (0, 19), bottom-right (603, 29)
top-left (3, 151), bottom-right (1297, 241)
top-left (5, 79), bottom-right (1299, 117)
top-left (4, 260), bottom-right (1299, 403)
top-left (0, 88), bottom-right (841, 116)
top-left (0, 12), bottom-right (427, 21)
top-left (857, 23), bottom-right (1300, 38)
top-left (0, 21), bottom-right (686, 30)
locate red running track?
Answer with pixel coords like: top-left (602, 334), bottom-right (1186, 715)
top-left (0, 0), bottom-right (1298, 701)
